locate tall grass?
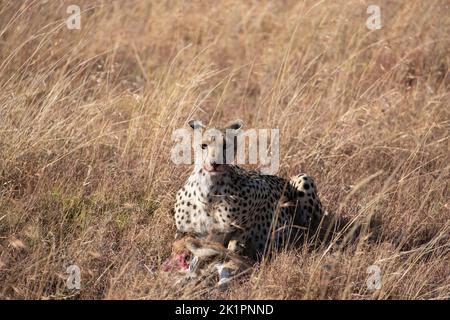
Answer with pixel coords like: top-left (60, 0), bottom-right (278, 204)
top-left (0, 0), bottom-right (449, 299)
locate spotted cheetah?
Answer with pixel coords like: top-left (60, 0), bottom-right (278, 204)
top-left (174, 120), bottom-right (324, 259)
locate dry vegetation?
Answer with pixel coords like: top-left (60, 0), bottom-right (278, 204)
top-left (1, 0), bottom-right (449, 300)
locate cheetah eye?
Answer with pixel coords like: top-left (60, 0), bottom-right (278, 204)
top-left (201, 144), bottom-right (208, 150)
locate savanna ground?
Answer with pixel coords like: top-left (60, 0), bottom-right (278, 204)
top-left (0, 0), bottom-right (449, 300)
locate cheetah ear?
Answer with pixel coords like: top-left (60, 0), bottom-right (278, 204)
top-left (226, 119), bottom-right (243, 132)
top-left (188, 119), bottom-right (205, 130)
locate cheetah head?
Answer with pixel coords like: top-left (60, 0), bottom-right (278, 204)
top-left (188, 119), bottom-right (243, 175)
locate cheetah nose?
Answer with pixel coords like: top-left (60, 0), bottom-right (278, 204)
top-left (204, 161), bottom-right (222, 173)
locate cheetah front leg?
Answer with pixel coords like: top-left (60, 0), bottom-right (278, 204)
top-left (204, 227), bottom-right (245, 254)
top-left (201, 221), bottom-right (245, 250)
top-left (204, 225), bottom-right (251, 258)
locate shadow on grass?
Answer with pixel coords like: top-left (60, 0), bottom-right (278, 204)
top-left (256, 211), bottom-right (385, 262)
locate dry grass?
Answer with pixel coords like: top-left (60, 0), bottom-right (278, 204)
top-left (0, 0), bottom-right (449, 300)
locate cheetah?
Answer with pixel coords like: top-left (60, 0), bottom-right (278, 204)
top-left (174, 119), bottom-right (324, 260)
